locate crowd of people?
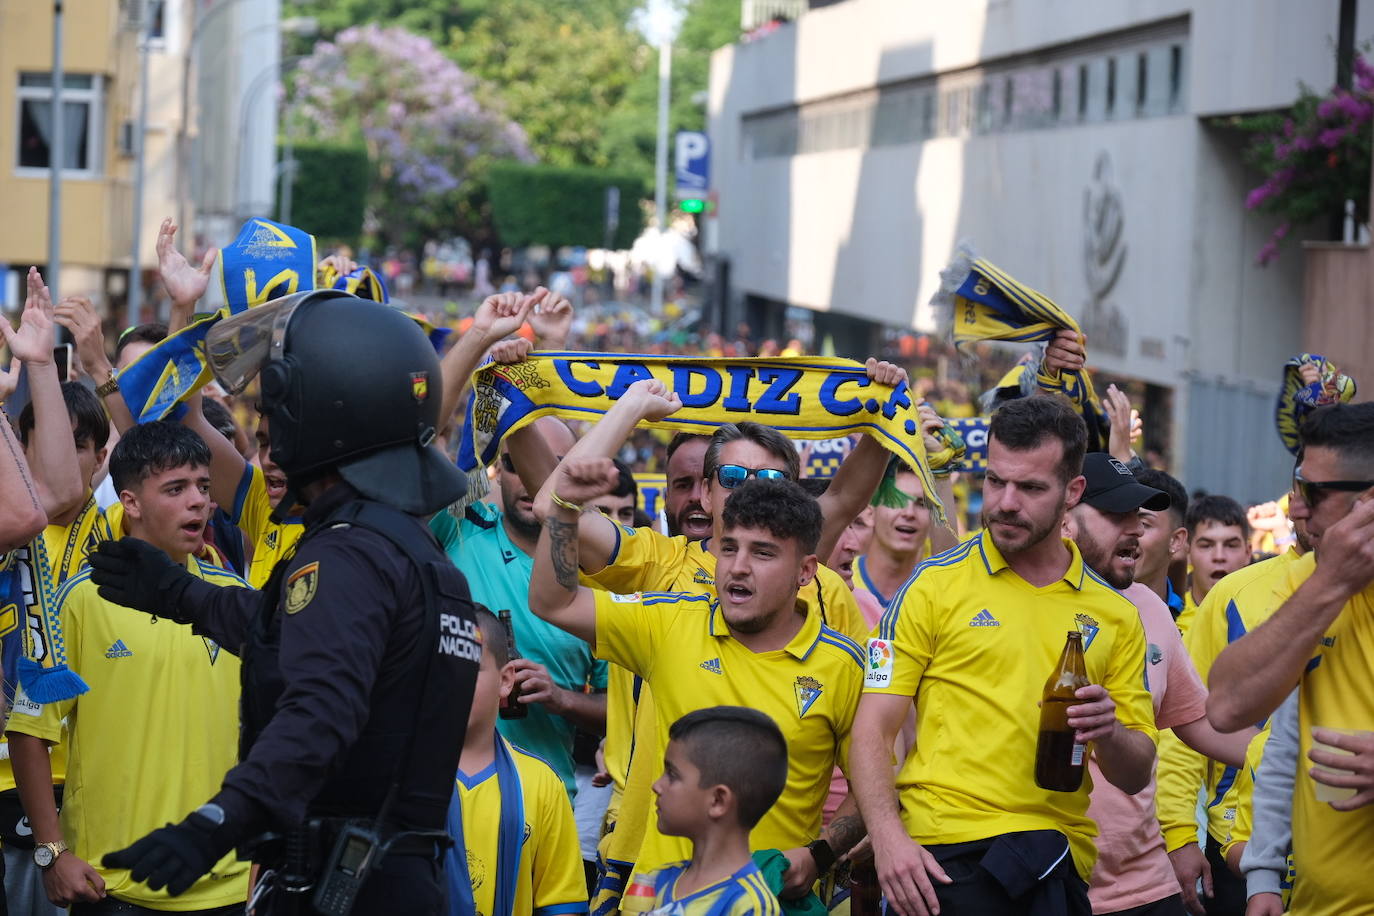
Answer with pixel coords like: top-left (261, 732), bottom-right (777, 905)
top-left (0, 215), bottom-right (1369, 916)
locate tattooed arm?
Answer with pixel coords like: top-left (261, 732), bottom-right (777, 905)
top-left (527, 456), bottom-right (622, 645)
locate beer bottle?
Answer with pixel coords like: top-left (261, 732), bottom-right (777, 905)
top-left (498, 609), bottom-right (528, 720)
top-left (848, 862), bottom-right (883, 916)
top-left (1035, 630), bottom-right (1090, 792)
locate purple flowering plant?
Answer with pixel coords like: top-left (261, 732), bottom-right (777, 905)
top-left (1224, 54), bottom-right (1374, 264)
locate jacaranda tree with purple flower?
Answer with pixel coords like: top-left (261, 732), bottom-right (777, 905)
top-left (1222, 54), bottom-right (1374, 264)
top-left (287, 24), bottom-right (534, 248)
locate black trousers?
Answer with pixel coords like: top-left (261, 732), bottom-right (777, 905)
top-left (72, 900), bottom-right (243, 915)
top-left (252, 852), bottom-right (444, 916)
top-left (1202, 833), bottom-right (1247, 916)
top-left (1099, 894), bottom-right (1187, 916)
top-left (925, 837), bottom-right (1091, 916)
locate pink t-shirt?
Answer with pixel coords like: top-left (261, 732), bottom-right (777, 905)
top-left (1086, 582), bottom-right (1208, 912)
top-left (824, 588), bottom-right (887, 824)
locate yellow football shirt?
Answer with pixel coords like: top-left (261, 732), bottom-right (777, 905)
top-left (1276, 553), bottom-right (1374, 916)
top-left (1155, 552), bottom-right (1298, 850)
top-left (1220, 727), bottom-right (1270, 860)
top-left (451, 736), bottom-right (587, 916)
top-left (587, 523), bottom-right (867, 899)
top-left (229, 464), bottom-right (304, 589)
top-left (869, 533), bottom-right (1156, 880)
top-left (595, 590), bottom-right (866, 872)
top-left (6, 557), bottom-right (250, 911)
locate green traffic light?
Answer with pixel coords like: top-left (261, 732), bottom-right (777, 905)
top-left (680, 198), bottom-right (707, 214)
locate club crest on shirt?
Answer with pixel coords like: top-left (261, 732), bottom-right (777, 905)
top-left (1075, 613), bottom-right (1100, 651)
top-left (795, 676), bottom-right (823, 717)
top-left (285, 562), bottom-right (319, 614)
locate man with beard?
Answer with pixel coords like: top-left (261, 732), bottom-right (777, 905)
top-left (1064, 454), bottom-right (1252, 916)
top-left (428, 414), bottom-right (606, 801)
top-left (851, 395), bottom-right (1157, 916)
top-left (664, 433), bottom-right (712, 540)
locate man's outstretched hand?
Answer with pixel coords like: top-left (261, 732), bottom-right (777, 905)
top-left (103, 808), bottom-right (232, 897)
top-left (88, 538), bottom-right (197, 623)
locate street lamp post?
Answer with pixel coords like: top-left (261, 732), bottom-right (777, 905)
top-left (126, 0), bottom-right (153, 328)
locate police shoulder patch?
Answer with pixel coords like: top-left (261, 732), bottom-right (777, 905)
top-left (284, 561), bottom-right (319, 615)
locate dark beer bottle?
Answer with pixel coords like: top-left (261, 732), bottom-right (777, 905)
top-left (498, 609), bottom-right (528, 720)
top-left (1035, 630), bottom-right (1090, 792)
top-left (848, 862), bottom-right (883, 916)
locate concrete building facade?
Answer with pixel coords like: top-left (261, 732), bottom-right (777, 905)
top-left (708, 0), bottom-right (1374, 503)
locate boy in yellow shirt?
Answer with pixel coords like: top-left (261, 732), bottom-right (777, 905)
top-left (447, 606), bottom-right (587, 916)
top-left (621, 707), bottom-right (784, 916)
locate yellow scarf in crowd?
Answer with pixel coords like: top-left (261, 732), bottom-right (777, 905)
top-left (457, 353), bottom-right (943, 523)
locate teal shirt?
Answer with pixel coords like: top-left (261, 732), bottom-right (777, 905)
top-left (431, 501), bottom-right (607, 799)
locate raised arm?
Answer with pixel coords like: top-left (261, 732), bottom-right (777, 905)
top-left (0, 408), bottom-right (45, 550)
top-left (818, 359), bottom-right (912, 559)
top-left (156, 217), bottom-right (218, 334)
top-left (3, 269), bottom-right (84, 518)
top-left (181, 394), bottom-right (251, 515)
top-left (530, 379), bottom-right (682, 575)
top-left (528, 457), bottom-right (623, 646)
top-left (1209, 493), bottom-right (1374, 731)
top-left (54, 294), bottom-right (136, 434)
top-left (438, 291), bottom-right (539, 427)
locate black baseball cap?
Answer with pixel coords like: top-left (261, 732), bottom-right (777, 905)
top-left (1080, 452), bottom-right (1170, 513)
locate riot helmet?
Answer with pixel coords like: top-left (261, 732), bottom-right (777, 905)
top-left (206, 289), bottom-right (466, 514)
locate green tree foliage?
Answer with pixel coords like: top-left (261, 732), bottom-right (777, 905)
top-left (277, 142), bottom-right (369, 243)
top-left (488, 163), bottom-right (645, 248)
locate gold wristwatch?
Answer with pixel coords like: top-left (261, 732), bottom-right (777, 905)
top-left (95, 368), bottom-right (120, 398)
top-left (33, 839), bottom-right (67, 869)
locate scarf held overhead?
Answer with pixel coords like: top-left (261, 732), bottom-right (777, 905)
top-left (458, 353), bottom-right (943, 523)
top-left (932, 244), bottom-right (1108, 449)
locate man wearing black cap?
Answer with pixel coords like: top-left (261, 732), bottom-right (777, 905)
top-left (1065, 453), bottom-right (1253, 916)
top-left (84, 291), bottom-right (483, 915)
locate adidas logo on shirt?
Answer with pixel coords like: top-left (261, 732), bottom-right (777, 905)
top-left (699, 658), bottom-right (723, 675)
top-left (105, 639), bottom-right (133, 659)
top-left (969, 609), bottom-right (1000, 628)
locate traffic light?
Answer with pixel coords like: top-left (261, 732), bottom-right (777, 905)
top-left (680, 198), bottom-right (707, 214)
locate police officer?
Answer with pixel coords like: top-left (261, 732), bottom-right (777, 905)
top-left (86, 291), bottom-right (480, 915)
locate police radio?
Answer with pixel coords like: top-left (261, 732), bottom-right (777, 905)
top-left (312, 823), bottom-right (382, 916)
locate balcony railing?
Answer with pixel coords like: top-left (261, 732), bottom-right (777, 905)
top-left (741, 0), bottom-right (806, 31)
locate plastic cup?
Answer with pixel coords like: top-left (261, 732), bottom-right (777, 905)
top-left (1310, 727), bottom-right (1369, 804)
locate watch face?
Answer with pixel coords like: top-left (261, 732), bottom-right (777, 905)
top-left (33, 846), bottom-right (53, 868)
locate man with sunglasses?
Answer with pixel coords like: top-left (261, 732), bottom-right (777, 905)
top-left (1206, 403), bottom-right (1374, 916)
top-left (1154, 485), bottom-right (1312, 916)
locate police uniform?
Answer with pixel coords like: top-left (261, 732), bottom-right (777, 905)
top-left (88, 291), bottom-right (480, 915)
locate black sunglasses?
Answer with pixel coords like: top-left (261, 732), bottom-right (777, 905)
top-left (1293, 467), bottom-right (1374, 507)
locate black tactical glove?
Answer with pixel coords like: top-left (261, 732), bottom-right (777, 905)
top-left (88, 537), bottom-right (200, 624)
top-left (102, 805), bottom-right (234, 897)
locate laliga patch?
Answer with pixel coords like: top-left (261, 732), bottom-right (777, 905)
top-left (10, 684), bottom-right (40, 717)
top-left (411, 371), bottom-right (429, 403)
top-left (284, 562), bottom-right (319, 615)
top-left (865, 638), bottom-right (894, 688)
top-left (610, 592), bottom-right (642, 604)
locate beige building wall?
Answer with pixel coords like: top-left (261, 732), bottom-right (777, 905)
top-left (0, 0), bottom-right (187, 309)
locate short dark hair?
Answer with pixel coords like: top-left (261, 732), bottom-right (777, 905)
top-left (988, 394), bottom-right (1087, 483)
top-left (114, 323), bottom-right (168, 362)
top-left (1300, 403), bottom-right (1374, 476)
top-left (704, 422), bottom-right (800, 483)
top-left (721, 478), bottom-right (822, 554)
top-left (108, 421), bottom-right (211, 494)
top-left (666, 432), bottom-right (709, 465)
top-left (1185, 494), bottom-right (1250, 540)
top-left (18, 381), bottom-right (110, 451)
top-left (610, 458), bottom-right (637, 500)
top-left (472, 604), bottom-right (510, 669)
top-left (1135, 468), bottom-right (1188, 527)
top-left (668, 706), bottom-right (788, 829)
top-left (200, 398), bottom-right (240, 443)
